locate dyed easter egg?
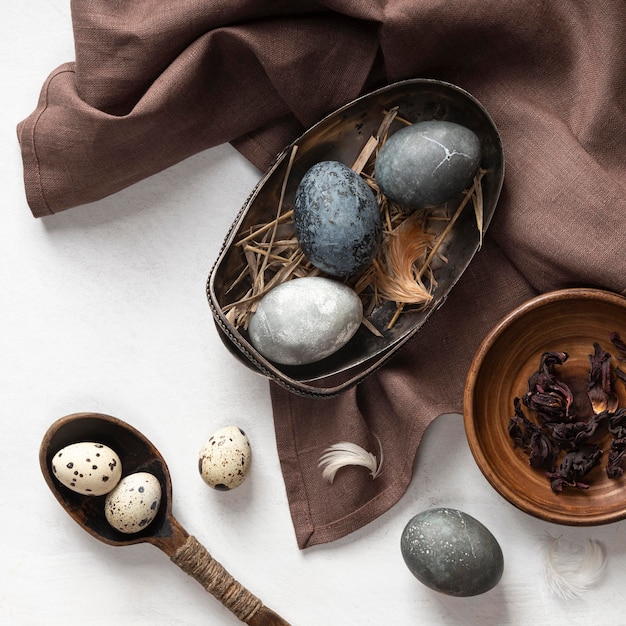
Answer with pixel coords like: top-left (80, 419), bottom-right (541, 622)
top-left (248, 277), bottom-right (363, 365)
top-left (51, 441), bottom-right (122, 496)
top-left (198, 426), bottom-right (251, 490)
top-left (104, 472), bottom-right (162, 534)
top-left (400, 508), bottom-right (504, 596)
top-left (293, 160), bottom-right (382, 277)
top-left (375, 121), bottom-right (481, 208)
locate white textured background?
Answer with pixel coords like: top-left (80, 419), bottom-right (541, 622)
top-left (3, 3), bottom-right (626, 625)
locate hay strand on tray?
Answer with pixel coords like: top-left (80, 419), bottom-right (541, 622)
top-left (256, 145), bottom-right (299, 287)
top-left (236, 210), bottom-right (294, 247)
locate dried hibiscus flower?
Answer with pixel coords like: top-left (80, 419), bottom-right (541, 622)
top-left (607, 406), bottom-right (626, 438)
top-left (545, 412), bottom-right (608, 449)
top-left (607, 408), bottom-right (626, 478)
top-left (508, 339), bottom-right (626, 493)
top-left (508, 398), bottom-right (557, 470)
top-left (588, 342), bottom-right (619, 414)
top-left (522, 351), bottom-right (576, 422)
top-left (606, 438), bottom-right (626, 479)
top-left (508, 332), bottom-right (626, 492)
top-left (546, 445), bottom-right (602, 493)
top-left (610, 332), bottom-right (626, 361)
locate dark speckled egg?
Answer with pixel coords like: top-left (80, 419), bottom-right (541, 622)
top-left (293, 161), bottom-right (382, 278)
top-left (375, 121), bottom-right (481, 208)
top-left (401, 508), bottom-right (504, 596)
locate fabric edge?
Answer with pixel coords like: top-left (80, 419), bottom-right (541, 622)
top-left (16, 115), bottom-right (52, 218)
top-left (271, 375), bottom-right (463, 549)
top-left (300, 404), bottom-right (461, 549)
top-left (269, 382), bottom-right (317, 549)
top-left (16, 62), bottom-right (77, 218)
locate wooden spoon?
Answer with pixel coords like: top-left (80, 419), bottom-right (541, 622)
top-left (39, 412), bottom-right (291, 625)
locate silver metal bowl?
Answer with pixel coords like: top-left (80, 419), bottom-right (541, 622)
top-left (207, 79), bottom-right (504, 397)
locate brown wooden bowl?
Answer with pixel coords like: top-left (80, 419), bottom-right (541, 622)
top-left (464, 288), bottom-right (626, 525)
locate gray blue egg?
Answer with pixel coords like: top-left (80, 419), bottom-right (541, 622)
top-left (375, 120), bottom-right (481, 208)
top-left (248, 277), bottom-right (363, 365)
top-left (293, 161), bottom-right (382, 278)
top-left (400, 508), bottom-right (504, 596)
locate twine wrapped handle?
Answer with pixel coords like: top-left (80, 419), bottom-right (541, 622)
top-left (171, 535), bottom-right (291, 625)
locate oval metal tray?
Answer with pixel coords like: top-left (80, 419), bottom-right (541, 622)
top-left (207, 79), bottom-right (504, 397)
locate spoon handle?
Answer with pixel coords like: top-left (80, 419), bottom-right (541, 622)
top-left (170, 534), bottom-right (291, 625)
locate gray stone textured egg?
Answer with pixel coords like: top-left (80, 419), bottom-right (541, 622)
top-left (293, 160), bottom-right (382, 277)
top-left (375, 121), bottom-right (481, 208)
top-left (401, 508), bottom-right (504, 596)
top-left (104, 472), bottom-right (162, 534)
top-left (52, 441), bottom-right (122, 496)
top-left (199, 426), bottom-right (251, 490)
top-left (248, 276), bottom-right (363, 365)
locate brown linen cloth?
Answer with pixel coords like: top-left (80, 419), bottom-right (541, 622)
top-left (18, 1), bottom-right (626, 548)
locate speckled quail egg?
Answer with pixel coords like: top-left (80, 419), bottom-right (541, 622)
top-left (104, 472), bottom-right (162, 534)
top-left (400, 507), bottom-right (504, 596)
top-left (248, 276), bottom-right (363, 365)
top-left (52, 441), bottom-right (122, 496)
top-left (199, 426), bottom-right (251, 490)
top-left (375, 120), bottom-right (481, 208)
top-left (293, 160), bottom-right (382, 277)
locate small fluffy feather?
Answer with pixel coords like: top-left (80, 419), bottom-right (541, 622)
top-left (542, 534), bottom-right (607, 599)
top-left (318, 437), bottom-right (383, 483)
top-left (372, 213), bottom-right (435, 306)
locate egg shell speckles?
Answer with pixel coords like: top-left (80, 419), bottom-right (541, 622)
top-left (293, 160), bottom-right (382, 278)
top-left (400, 508), bottom-right (504, 597)
top-left (375, 121), bottom-right (481, 208)
top-left (247, 276), bottom-right (363, 366)
top-left (52, 441), bottom-right (122, 496)
top-left (104, 472), bottom-right (162, 534)
top-left (199, 426), bottom-right (251, 490)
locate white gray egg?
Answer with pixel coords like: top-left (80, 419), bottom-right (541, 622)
top-left (52, 441), bottom-right (122, 496)
top-left (400, 507), bottom-right (504, 596)
top-left (104, 472), bottom-right (162, 534)
top-left (199, 426), bottom-right (251, 490)
top-left (248, 276), bottom-right (363, 365)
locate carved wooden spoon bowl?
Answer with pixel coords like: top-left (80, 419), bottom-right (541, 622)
top-left (40, 412), bottom-right (290, 625)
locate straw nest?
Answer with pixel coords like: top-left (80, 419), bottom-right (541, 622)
top-left (223, 108), bottom-right (485, 336)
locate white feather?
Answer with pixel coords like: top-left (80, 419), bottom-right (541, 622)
top-left (318, 436), bottom-right (383, 483)
top-left (542, 534), bottom-right (607, 599)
